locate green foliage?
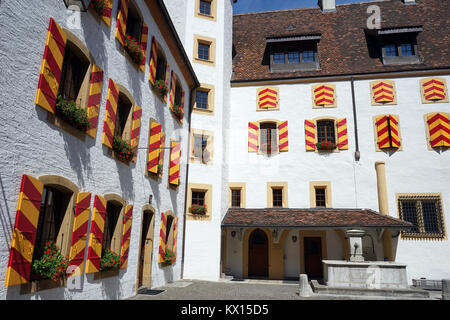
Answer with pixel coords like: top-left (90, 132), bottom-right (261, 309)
top-left (162, 249), bottom-right (175, 267)
top-left (55, 95), bottom-right (91, 132)
top-left (171, 104), bottom-right (184, 120)
top-left (153, 80), bottom-right (169, 97)
top-left (99, 248), bottom-right (121, 272)
top-left (189, 204), bottom-right (207, 215)
top-left (112, 135), bottom-right (135, 163)
top-left (31, 241), bottom-right (69, 282)
top-left (89, 0), bottom-right (106, 16)
top-left (124, 34), bottom-right (145, 66)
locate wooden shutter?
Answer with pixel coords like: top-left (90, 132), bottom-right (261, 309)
top-left (314, 84), bottom-right (335, 106)
top-left (336, 118), bottom-right (349, 150)
top-left (305, 120), bottom-right (316, 151)
top-left (5, 175), bottom-right (43, 286)
top-left (169, 71), bottom-right (177, 112)
top-left (130, 105), bottom-right (142, 162)
top-left (86, 65), bottom-right (104, 139)
top-left (120, 204), bottom-right (133, 269)
top-left (159, 132), bottom-right (166, 178)
top-left (388, 115), bottom-right (400, 148)
top-left (278, 121), bottom-right (288, 152)
top-left (248, 122), bottom-right (259, 152)
top-left (375, 115), bottom-right (391, 149)
top-left (372, 81), bottom-right (394, 103)
top-left (100, 0), bottom-right (113, 27)
top-left (85, 195), bottom-right (107, 274)
top-left (148, 120), bottom-right (162, 174)
top-left (148, 37), bottom-right (158, 85)
top-left (428, 113), bottom-right (450, 147)
top-left (102, 79), bottom-right (119, 149)
top-left (258, 87), bottom-right (278, 109)
top-left (68, 192), bottom-right (92, 277)
top-left (139, 22), bottom-right (148, 72)
top-left (115, 0), bottom-right (130, 46)
top-left (35, 18), bottom-right (67, 114)
top-left (158, 213), bottom-right (167, 263)
top-left (423, 78), bottom-right (446, 101)
top-left (172, 217), bottom-right (178, 262)
top-left (169, 141), bottom-right (181, 186)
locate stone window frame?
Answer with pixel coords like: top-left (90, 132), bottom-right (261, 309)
top-left (193, 83), bottom-right (215, 115)
top-left (256, 119), bottom-right (281, 156)
top-left (195, 0), bottom-right (217, 22)
top-left (267, 182), bottom-right (288, 208)
top-left (311, 116), bottom-right (341, 153)
top-left (379, 33), bottom-right (421, 66)
top-left (228, 182), bottom-right (246, 208)
top-left (187, 183), bottom-right (213, 221)
top-left (309, 181), bottom-right (332, 208)
top-left (269, 41), bottom-right (320, 73)
top-left (189, 128), bottom-right (214, 165)
top-left (193, 34), bottom-right (216, 66)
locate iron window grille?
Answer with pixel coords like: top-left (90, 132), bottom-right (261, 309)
top-left (315, 188), bottom-right (326, 208)
top-left (231, 189), bottom-right (241, 208)
top-left (272, 189), bottom-right (283, 207)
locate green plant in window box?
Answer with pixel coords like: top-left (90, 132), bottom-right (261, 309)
top-left (112, 135), bottom-right (135, 163)
top-left (157, 163), bottom-right (163, 174)
top-left (55, 95), bottom-right (91, 132)
top-left (316, 141), bottom-right (337, 151)
top-left (31, 241), bottom-right (69, 282)
top-left (99, 248), bottom-right (121, 272)
top-left (189, 204), bottom-right (207, 215)
top-left (152, 80), bottom-right (169, 98)
top-left (124, 34), bottom-right (145, 66)
top-left (162, 249), bottom-right (175, 267)
top-left (171, 104), bottom-right (184, 121)
top-left (89, 0), bottom-right (107, 16)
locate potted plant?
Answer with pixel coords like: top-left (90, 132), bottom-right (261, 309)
top-left (171, 104), bottom-right (184, 121)
top-left (124, 34), bottom-right (145, 66)
top-left (89, 0), bottom-right (106, 16)
top-left (316, 140), bottom-right (337, 151)
top-left (31, 241), bottom-right (69, 282)
top-left (112, 135), bottom-right (135, 163)
top-left (189, 204), bottom-right (207, 215)
top-left (99, 248), bottom-right (121, 272)
top-left (152, 79), bottom-right (169, 98)
top-left (55, 95), bottom-right (91, 132)
top-left (162, 249), bottom-right (175, 267)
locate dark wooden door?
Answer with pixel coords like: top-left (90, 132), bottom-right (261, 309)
top-left (138, 211), bottom-right (153, 288)
top-left (304, 237), bottom-right (323, 278)
top-left (248, 229), bottom-right (268, 278)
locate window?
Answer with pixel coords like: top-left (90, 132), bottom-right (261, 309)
top-left (187, 183), bottom-right (213, 221)
top-left (259, 122), bottom-right (278, 154)
top-left (198, 43), bottom-right (210, 60)
top-left (309, 182), bottom-right (332, 208)
top-left (194, 35), bottom-right (216, 66)
top-left (231, 190), bottom-right (241, 208)
top-left (195, 0), bottom-right (216, 20)
top-left (272, 189), bottom-right (283, 208)
top-left (196, 90), bottom-right (208, 109)
top-left (384, 44), bottom-right (397, 57)
top-left (317, 120), bottom-right (336, 144)
top-left (199, 0), bottom-right (211, 15)
top-left (398, 194), bottom-right (446, 239)
top-left (315, 188), bottom-right (326, 208)
top-left (115, 93), bottom-right (133, 141)
top-left (190, 129), bottom-right (214, 165)
top-left (379, 33), bottom-right (420, 65)
top-left (273, 52), bottom-right (285, 64)
top-left (102, 201), bottom-right (123, 254)
top-left (193, 84), bottom-right (214, 114)
top-left (174, 80), bottom-right (183, 107)
top-left (193, 134), bottom-right (208, 162)
top-left (125, 1), bottom-right (142, 42)
top-left (303, 50), bottom-right (315, 62)
top-left (192, 191), bottom-right (206, 206)
top-left (269, 40), bottom-right (320, 72)
top-left (287, 51), bottom-right (300, 64)
top-left (155, 50), bottom-right (167, 82)
top-left (229, 183), bottom-right (246, 208)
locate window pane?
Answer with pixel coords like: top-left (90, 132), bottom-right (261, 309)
top-left (385, 44), bottom-right (397, 57)
top-left (303, 50), bottom-right (315, 62)
top-left (192, 191), bottom-right (206, 205)
top-left (315, 188), bottom-right (326, 207)
top-left (196, 90), bottom-right (208, 109)
top-left (401, 43), bottom-right (414, 56)
top-left (198, 43), bottom-right (210, 60)
top-left (199, 0), bottom-right (211, 15)
top-left (317, 120), bottom-right (336, 143)
top-left (59, 47), bottom-right (89, 102)
top-left (260, 123), bottom-right (277, 154)
top-left (155, 54), bottom-right (166, 81)
top-left (103, 202), bottom-right (122, 252)
top-left (287, 51), bottom-right (300, 63)
top-left (273, 189), bottom-right (283, 207)
top-left (422, 201), bottom-right (439, 233)
top-left (115, 95), bottom-right (132, 138)
top-left (273, 52), bottom-right (285, 64)
top-left (231, 189), bottom-right (241, 207)
top-left (401, 201), bottom-right (420, 233)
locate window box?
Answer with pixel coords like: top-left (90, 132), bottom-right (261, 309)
top-left (31, 241), bottom-right (69, 283)
top-left (152, 79), bottom-right (169, 98)
top-left (124, 34), bottom-right (145, 66)
top-left (162, 249), bottom-right (175, 267)
top-left (99, 248), bottom-right (121, 272)
top-left (171, 104), bottom-right (184, 122)
top-left (89, 0), bottom-right (107, 17)
top-left (55, 96), bottom-right (91, 133)
top-left (189, 204), bottom-right (207, 215)
top-left (112, 135), bottom-right (135, 163)
top-left (316, 141), bottom-right (337, 151)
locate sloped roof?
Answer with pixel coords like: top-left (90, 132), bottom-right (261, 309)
top-left (222, 208), bottom-right (413, 228)
top-left (232, 0), bottom-right (450, 82)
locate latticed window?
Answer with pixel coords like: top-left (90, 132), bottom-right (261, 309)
top-left (125, 1), bottom-right (142, 41)
top-left (315, 188), bottom-right (326, 208)
top-left (384, 44), bottom-right (397, 57)
top-left (401, 43), bottom-right (414, 56)
top-left (273, 52), bottom-right (285, 64)
top-left (398, 195), bottom-right (446, 239)
top-left (288, 51), bottom-right (300, 64)
top-left (231, 189), bottom-right (241, 208)
top-left (199, 0), bottom-right (211, 15)
top-left (317, 120), bottom-right (336, 143)
top-left (192, 191), bottom-right (206, 206)
top-left (303, 50), bottom-right (315, 62)
top-left (260, 122), bottom-right (278, 154)
top-left (196, 90), bottom-right (208, 109)
top-left (272, 189), bottom-right (283, 207)
top-left (198, 43), bottom-right (210, 60)
top-left (102, 201), bottom-right (122, 253)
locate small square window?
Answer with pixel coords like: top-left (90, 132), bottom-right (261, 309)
top-left (196, 90), bottom-right (208, 109)
top-left (231, 189), bottom-right (241, 208)
top-left (272, 189), bottom-right (283, 208)
top-left (273, 52), bottom-right (285, 64)
top-left (199, 0), bottom-right (211, 15)
top-left (288, 51), bottom-right (300, 64)
top-left (385, 44), bottom-right (397, 57)
top-left (198, 43), bottom-right (210, 60)
top-left (315, 188), bottom-right (326, 208)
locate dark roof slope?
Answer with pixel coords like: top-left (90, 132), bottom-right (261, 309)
top-left (222, 208), bottom-right (413, 228)
top-left (232, 0), bottom-right (450, 82)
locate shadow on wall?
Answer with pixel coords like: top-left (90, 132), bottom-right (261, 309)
top-left (101, 273), bottom-right (123, 300)
top-left (0, 173), bottom-right (13, 248)
top-left (163, 264), bottom-right (174, 284)
top-left (63, 132), bottom-right (94, 190)
top-left (117, 160), bottom-right (135, 201)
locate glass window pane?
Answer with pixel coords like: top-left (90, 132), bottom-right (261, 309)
top-left (196, 90), bottom-right (208, 109)
top-left (385, 44), bottom-right (397, 57)
top-left (401, 43), bottom-right (414, 56)
top-left (199, 0), bottom-right (211, 15)
top-left (317, 120), bottom-right (336, 143)
top-left (422, 201), bottom-right (439, 233)
top-left (288, 51), bottom-right (300, 63)
top-left (315, 188), bottom-right (326, 207)
top-left (303, 50), bottom-right (315, 62)
top-left (198, 43), bottom-right (210, 60)
top-left (192, 191), bottom-right (206, 205)
top-left (401, 201), bottom-right (420, 233)
top-left (272, 189), bottom-right (283, 207)
top-left (231, 189), bottom-right (241, 207)
top-left (273, 52), bottom-right (285, 64)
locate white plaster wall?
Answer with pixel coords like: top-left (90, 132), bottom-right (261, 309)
top-left (0, 0), bottom-right (191, 299)
top-left (228, 74), bottom-right (450, 283)
top-left (283, 230), bottom-right (300, 278)
top-left (162, 0), bottom-right (187, 46)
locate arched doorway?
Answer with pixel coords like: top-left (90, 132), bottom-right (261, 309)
top-left (137, 209), bottom-right (155, 289)
top-left (248, 229), bottom-right (268, 278)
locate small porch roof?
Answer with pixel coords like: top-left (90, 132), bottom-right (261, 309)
top-left (221, 208), bottom-right (412, 229)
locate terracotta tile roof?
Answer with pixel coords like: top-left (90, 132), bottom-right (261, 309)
top-left (232, 0), bottom-right (450, 82)
top-left (222, 208), bottom-right (413, 228)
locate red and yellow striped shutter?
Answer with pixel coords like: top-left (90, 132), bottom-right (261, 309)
top-left (376, 115), bottom-right (391, 149)
top-left (68, 192), bottom-right (92, 277)
top-left (100, 0), bottom-right (113, 27)
top-left (139, 22), bottom-right (148, 72)
top-left (305, 120), bottom-right (316, 151)
top-left (169, 141), bottom-right (181, 186)
top-left (148, 120), bottom-right (162, 174)
top-left (428, 113), bottom-right (450, 147)
top-left (86, 65), bottom-right (104, 139)
top-left (179, 89), bottom-right (185, 123)
top-left (423, 79), bottom-right (446, 101)
top-left (164, 62), bottom-right (171, 103)
top-left (130, 105), bottom-right (142, 163)
top-left (85, 195), bottom-right (107, 274)
top-left (248, 122), bottom-right (259, 152)
top-left (337, 118), bottom-right (349, 150)
top-left (5, 175), bottom-right (43, 287)
top-left (314, 85), bottom-right (335, 106)
top-left (388, 115), bottom-right (400, 148)
top-left (258, 87), bottom-right (278, 109)
top-left (115, 0), bottom-right (130, 47)
top-left (373, 81), bottom-right (394, 103)
top-left (148, 37), bottom-right (158, 85)
top-left (169, 71), bottom-right (177, 112)
top-left (159, 132), bottom-right (166, 178)
top-left (172, 217), bottom-right (178, 262)
top-left (158, 213), bottom-right (167, 263)
top-left (120, 204), bottom-right (133, 269)
top-left (35, 18), bottom-right (67, 114)
top-left (278, 121), bottom-right (288, 152)
top-left (102, 79), bottom-right (119, 149)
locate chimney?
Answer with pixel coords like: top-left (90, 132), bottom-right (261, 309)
top-left (318, 0), bottom-right (336, 12)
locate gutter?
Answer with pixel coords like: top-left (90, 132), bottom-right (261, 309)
top-left (351, 77), bottom-right (360, 161)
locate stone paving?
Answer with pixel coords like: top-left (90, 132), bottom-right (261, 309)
top-left (126, 279), bottom-right (442, 300)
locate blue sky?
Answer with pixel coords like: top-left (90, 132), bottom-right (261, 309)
top-left (233, 0), bottom-right (379, 14)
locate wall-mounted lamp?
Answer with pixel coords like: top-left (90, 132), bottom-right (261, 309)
top-left (63, 0), bottom-right (90, 11)
top-left (148, 195), bottom-right (153, 204)
top-left (231, 231), bottom-right (236, 238)
top-left (292, 235), bottom-right (297, 243)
